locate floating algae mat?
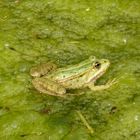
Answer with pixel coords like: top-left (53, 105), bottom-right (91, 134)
top-left (0, 0), bottom-right (140, 139)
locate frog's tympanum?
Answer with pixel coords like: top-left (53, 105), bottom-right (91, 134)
top-left (30, 56), bottom-right (116, 97)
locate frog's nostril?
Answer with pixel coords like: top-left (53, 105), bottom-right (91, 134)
top-left (103, 59), bottom-right (108, 63)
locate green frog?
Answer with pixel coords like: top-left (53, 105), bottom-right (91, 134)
top-left (30, 56), bottom-right (116, 97)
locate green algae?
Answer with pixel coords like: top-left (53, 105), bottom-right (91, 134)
top-left (0, 0), bottom-right (140, 139)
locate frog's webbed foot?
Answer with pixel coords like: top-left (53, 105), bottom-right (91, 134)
top-left (88, 78), bottom-right (118, 91)
top-left (30, 62), bottom-right (57, 77)
top-left (106, 78), bottom-right (118, 87)
top-left (32, 78), bottom-right (66, 97)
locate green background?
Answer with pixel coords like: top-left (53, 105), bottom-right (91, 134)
top-left (0, 0), bottom-right (140, 139)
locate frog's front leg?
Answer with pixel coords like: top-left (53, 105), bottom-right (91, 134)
top-left (30, 62), bottom-right (57, 77)
top-left (88, 78), bottom-right (117, 91)
top-left (32, 78), bottom-right (66, 97)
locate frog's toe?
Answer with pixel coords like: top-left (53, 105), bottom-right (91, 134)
top-left (107, 78), bottom-right (118, 86)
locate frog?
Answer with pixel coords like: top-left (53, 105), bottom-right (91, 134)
top-left (30, 56), bottom-right (117, 97)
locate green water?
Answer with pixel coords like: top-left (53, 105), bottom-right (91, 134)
top-left (0, 0), bottom-right (140, 139)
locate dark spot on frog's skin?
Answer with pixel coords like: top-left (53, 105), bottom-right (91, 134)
top-left (40, 74), bottom-right (44, 77)
top-left (69, 83), bottom-right (73, 86)
top-left (94, 62), bottom-right (101, 69)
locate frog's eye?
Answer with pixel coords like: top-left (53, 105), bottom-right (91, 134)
top-left (94, 62), bottom-right (101, 69)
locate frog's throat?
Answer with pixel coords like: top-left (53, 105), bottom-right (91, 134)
top-left (87, 70), bottom-right (106, 83)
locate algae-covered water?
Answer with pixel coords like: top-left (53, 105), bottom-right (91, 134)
top-left (0, 0), bottom-right (140, 139)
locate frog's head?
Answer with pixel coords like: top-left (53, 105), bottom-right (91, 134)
top-left (93, 59), bottom-right (110, 72)
top-left (87, 58), bottom-right (110, 83)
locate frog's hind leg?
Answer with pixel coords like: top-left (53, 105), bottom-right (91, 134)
top-left (88, 78), bottom-right (117, 91)
top-left (32, 78), bottom-right (66, 97)
top-left (30, 62), bottom-right (57, 77)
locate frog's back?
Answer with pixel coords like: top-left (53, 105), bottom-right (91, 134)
top-left (46, 57), bottom-right (94, 82)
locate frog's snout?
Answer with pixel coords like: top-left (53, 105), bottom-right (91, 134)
top-left (101, 59), bottom-right (110, 67)
top-left (102, 59), bottom-right (109, 63)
